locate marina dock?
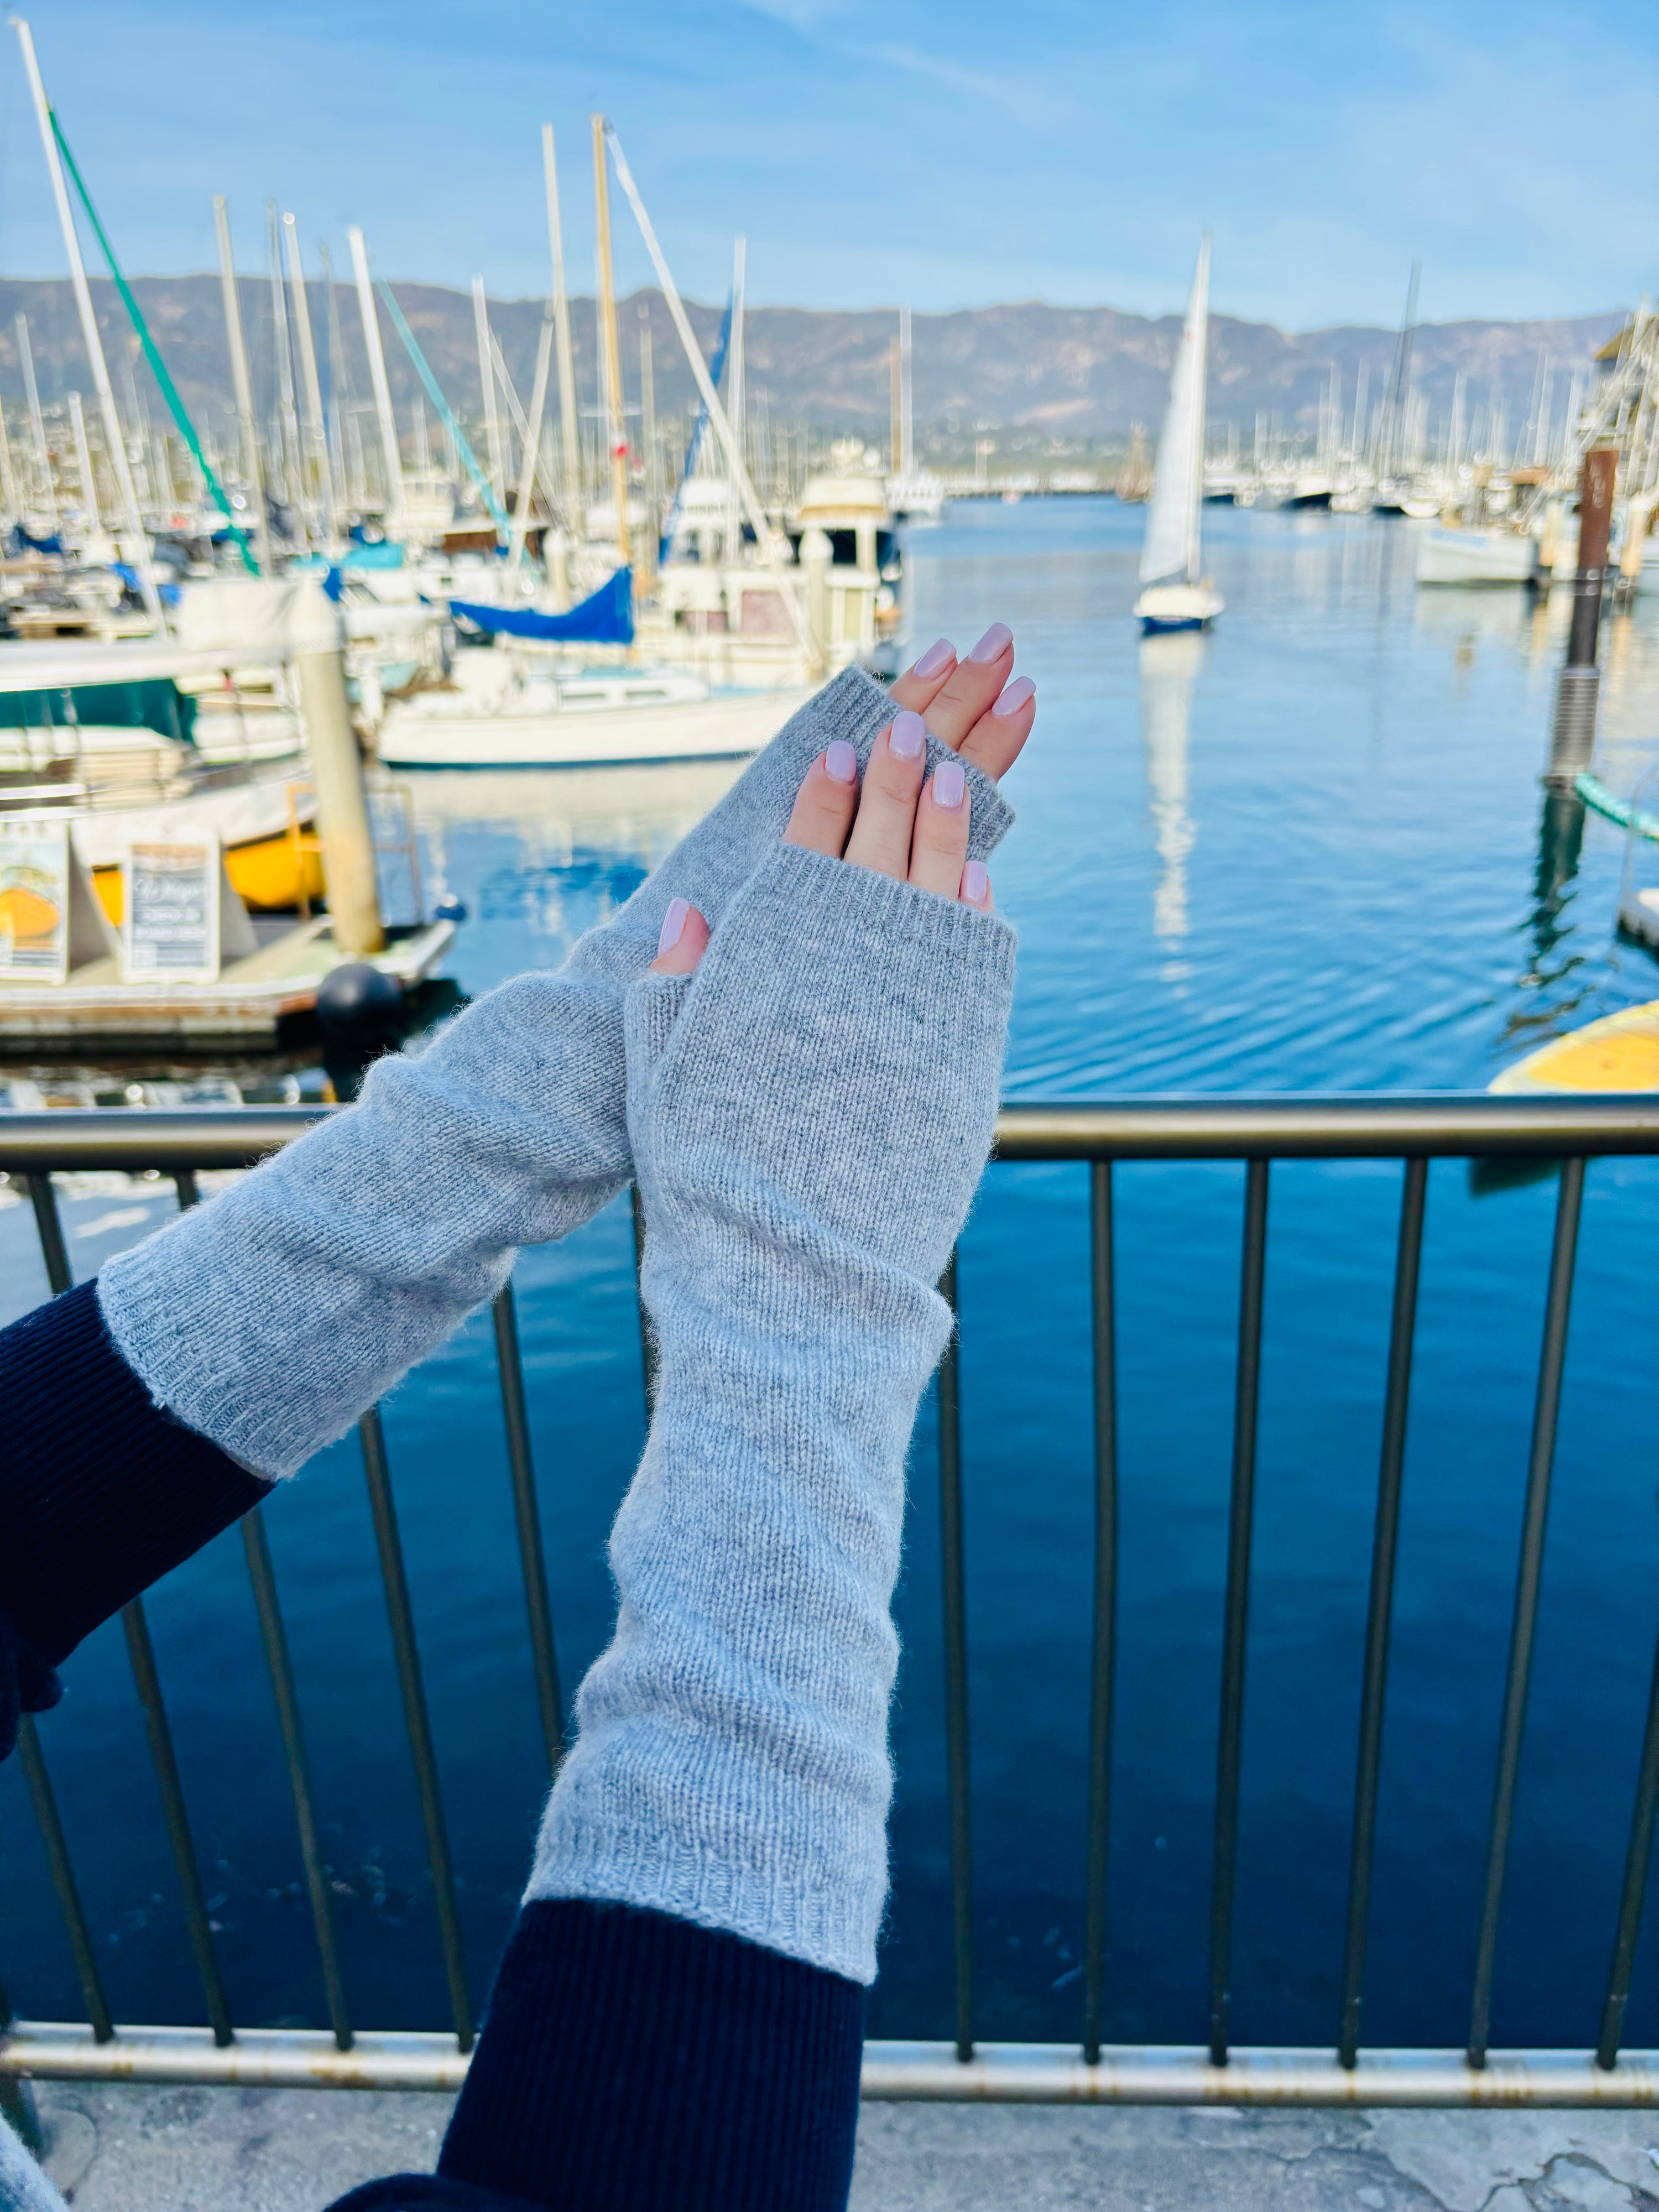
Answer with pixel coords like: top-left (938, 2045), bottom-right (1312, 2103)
top-left (0, 914), bottom-right (452, 1045)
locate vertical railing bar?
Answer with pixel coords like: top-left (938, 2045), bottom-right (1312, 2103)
top-left (358, 1407), bottom-right (474, 2052)
top-left (240, 1510), bottom-right (353, 2049)
top-left (172, 1168), bottom-right (201, 1210)
top-left (16, 1714), bottom-right (113, 2041)
top-left (120, 1598), bottom-right (234, 2045)
top-left (492, 1284), bottom-right (565, 1774)
top-left (1597, 1613), bottom-right (1659, 2069)
top-left (629, 1181), bottom-right (658, 1416)
top-left (937, 1249), bottom-right (974, 2063)
top-left (23, 1170), bottom-right (71, 1297)
top-left (1082, 1160), bottom-right (1119, 2067)
top-left (1467, 1153), bottom-right (1586, 2069)
top-left (1208, 1155), bottom-right (1270, 2070)
top-left (1337, 1154), bottom-right (1428, 2069)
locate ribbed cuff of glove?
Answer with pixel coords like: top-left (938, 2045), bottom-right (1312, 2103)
top-left (97, 670), bottom-right (1012, 1483)
top-left (526, 843), bottom-right (1015, 1984)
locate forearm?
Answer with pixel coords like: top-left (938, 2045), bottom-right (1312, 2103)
top-left (98, 959), bottom-right (630, 1478)
top-left (529, 1234), bottom-right (947, 1981)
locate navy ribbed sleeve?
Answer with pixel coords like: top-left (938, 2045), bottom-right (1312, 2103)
top-left (327, 1898), bottom-right (864, 2212)
top-left (0, 1279), bottom-right (271, 1755)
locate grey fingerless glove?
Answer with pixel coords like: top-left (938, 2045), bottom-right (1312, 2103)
top-left (524, 842), bottom-right (1016, 1984)
top-left (98, 668), bottom-right (1012, 1481)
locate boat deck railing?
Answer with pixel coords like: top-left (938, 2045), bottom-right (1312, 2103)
top-left (6, 1095), bottom-right (1659, 2105)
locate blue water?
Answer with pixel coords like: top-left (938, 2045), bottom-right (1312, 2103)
top-left (9, 499), bottom-right (1659, 2057)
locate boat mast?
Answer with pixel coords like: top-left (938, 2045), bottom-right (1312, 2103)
top-left (348, 227), bottom-right (405, 534)
top-left (603, 122), bottom-right (817, 665)
top-left (213, 198), bottom-right (270, 574)
top-left (472, 276), bottom-right (505, 519)
top-left (0, 398), bottom-right (19, 523)
top-left (726, 236), bottom-right (746, 566)
top-left (591, 114), bottom-right (633, 570)
top-left (900, 304), bottom-right (914, 478)
top-left (639, 312), bottom-right (658, 551)
top-left (67, 389), bottom-right (98, 531)
top-left (283, 213), bottom-right (336, 547)
top-left (1378, 260), bottom-right (1420, 485)
top-left (15, 314), bottom-right (54, 523)
top-left (506, 296), bottom-right (556, 586)
top-left (266, 201), bottom-right (307, 546)
top-left (14, 15), bottom-right (163, 624)
top-left (542, 125), bottom-right (582, 529)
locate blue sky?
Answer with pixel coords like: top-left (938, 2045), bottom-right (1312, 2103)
top-left (0, 1), bottom-right (1653, 327)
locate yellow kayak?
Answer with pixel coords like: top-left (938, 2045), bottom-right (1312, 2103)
top-left (1491, 1000), bottom-right (1659, 1094)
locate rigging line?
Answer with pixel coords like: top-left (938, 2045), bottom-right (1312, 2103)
top-left (50, 111), bottom-right (257, 571)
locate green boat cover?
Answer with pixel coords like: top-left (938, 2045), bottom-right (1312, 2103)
top-left (0, 680), bottom-right (196, 745)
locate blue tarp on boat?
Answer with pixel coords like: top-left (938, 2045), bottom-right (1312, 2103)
top-left (451, 568), bottom-right (633, 646)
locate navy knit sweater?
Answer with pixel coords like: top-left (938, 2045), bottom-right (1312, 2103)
top-left (0, 1282), bottom-right (863, 2212)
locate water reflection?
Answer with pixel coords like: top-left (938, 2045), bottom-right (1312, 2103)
top-left (1137, 630), bottom-right (1203, 947)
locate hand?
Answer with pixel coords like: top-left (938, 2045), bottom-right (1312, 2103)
top-left (887, 622), bottom-right (1035, 782)
top-left (652, 707), bottom-right (995, 978)
top-left (650, 614), bottom-right (1030, 978)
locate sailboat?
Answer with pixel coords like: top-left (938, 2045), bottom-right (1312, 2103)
top-left (1134, 236), bottom-right (1225, 634)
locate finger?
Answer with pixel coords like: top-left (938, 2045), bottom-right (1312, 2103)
top-left (844, 709), bottom-right (927, 880)
top-left (889, 637), bottom-right (958, 714)
top-left (959, 859), bottom-right (993, 912)
top-left (649, 898), bottom-right (711, 975)
top-left (958, 676), bottom-right (1036, 781)
top-left (782, 740), bottom-right (860, 857)
top-left (921, 621), bottom-right (1014, 753)
top-left (907, 759), bottom-right (972, 899)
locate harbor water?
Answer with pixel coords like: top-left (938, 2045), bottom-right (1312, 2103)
top-left (9, 498), bottom-right (1659, 2056)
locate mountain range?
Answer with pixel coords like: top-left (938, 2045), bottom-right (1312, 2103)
top-left (0, 276), bottom-right (1624, 458)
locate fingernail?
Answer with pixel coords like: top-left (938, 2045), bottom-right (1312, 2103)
top-left (658, 896), bottom-right (688, 954)
top-left (968, 622), bottom-right (1012, 664)
top-left (992, 675), bottom-right (1035, 718)
top-left (933, 759), bottom-right (966, 810)
top-left (890, 709), bottom-right (926, 761)
top-left (962, 860), bottom-right (989, 905)
top-left (825, 739), bottom-right (857, 784)
top-left (910, 637), bottom-right (955, 679)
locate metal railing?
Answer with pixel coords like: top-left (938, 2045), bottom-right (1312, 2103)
top-left (5, 1095), bottom-right (1659, 2105)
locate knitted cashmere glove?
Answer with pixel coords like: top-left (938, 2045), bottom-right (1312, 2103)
top-left (524, 841), bottom-right (1016, 1984)
top-left (98, 667), bottom-right (1013, 1480)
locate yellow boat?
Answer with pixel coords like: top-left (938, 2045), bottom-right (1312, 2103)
top-left (73, 784), bottom-right (326, 927)
top-left (1490, 1000), bottom-right (1659, 1093)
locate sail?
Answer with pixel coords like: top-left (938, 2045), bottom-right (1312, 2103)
top-left (1139, 236), bottom-right (1211, 588)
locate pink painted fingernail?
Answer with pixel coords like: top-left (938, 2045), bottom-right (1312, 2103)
top-left (890, 709), bottom-right (926, 761)
top-left (968, 622), bottom-right (1012, 664)
top-left (910, 637), bottom-right (955, 679)
top-left (962, 860), bottom-right (989, 905)
top-left (825, 739), bottom-right (857, 784)
top-left (658, 897), bottom-right (688, 954)
top-left (933, 759), bottom-right (966, 810)
top-left (992, 675), bottom-right (1035, 718)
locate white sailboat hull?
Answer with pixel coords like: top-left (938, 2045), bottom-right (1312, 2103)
top-left (1416, 528), bottom-right (1540, 587)
top-left (378, 686), bottom-right (812, 770)
top-left (1135, 582), bottom-right (1224, 633)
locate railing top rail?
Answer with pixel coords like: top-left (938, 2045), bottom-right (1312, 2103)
top-left (3, 1096), bottom-right (1659, 1172)
top-left (994, 1097), bottom-right (1659, 1160)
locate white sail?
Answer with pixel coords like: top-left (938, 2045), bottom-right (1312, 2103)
top-left (1139, 234), bottom-right (1211, 588)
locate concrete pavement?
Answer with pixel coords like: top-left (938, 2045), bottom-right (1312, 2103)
top-left (25, 2079), bottom-right (1659, 2209)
